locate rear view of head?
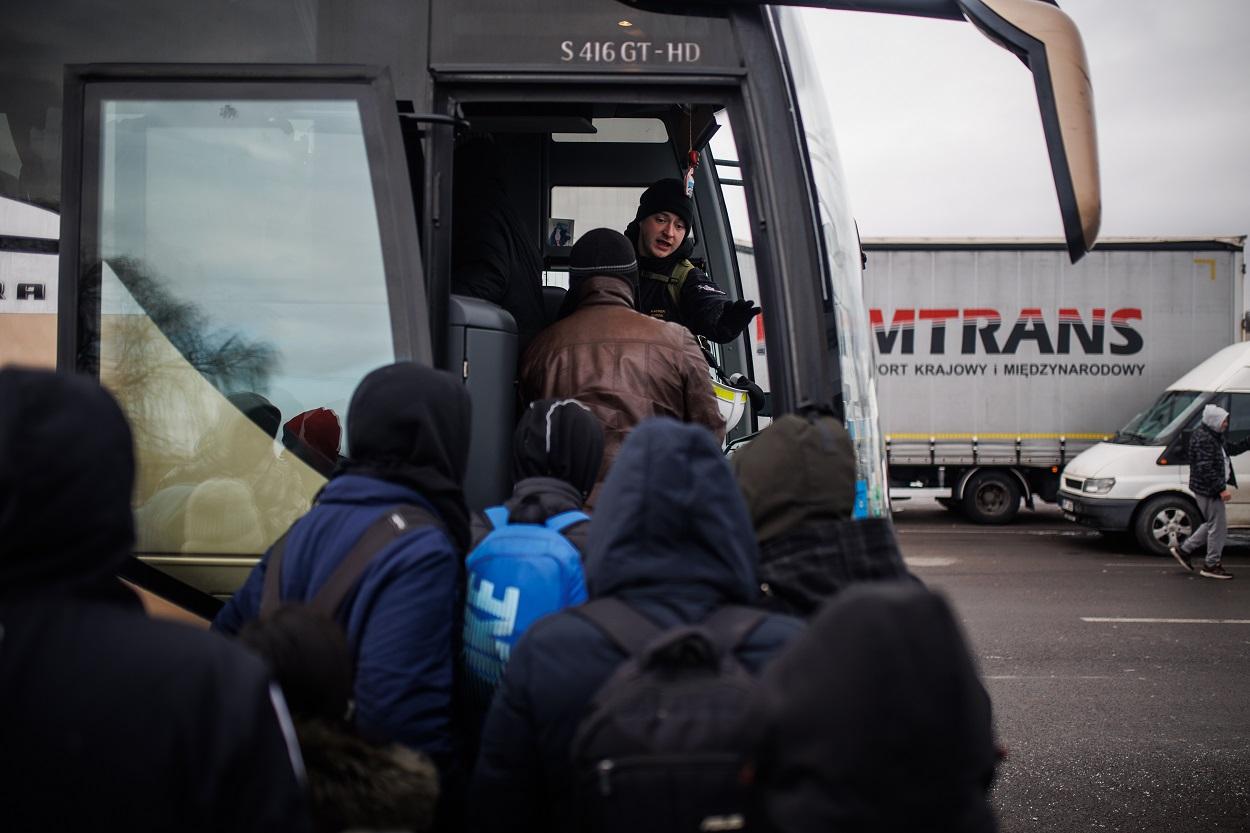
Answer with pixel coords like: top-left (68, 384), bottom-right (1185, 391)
top-left (731, 411), bottom-right (856, 544)
top-left (511, 399), bottom-right (605, 500)
top-left (342, 362), bottom-right (472, 549)
top-left (568, 228), bottom-right (640, 300)
top-left (0, 368), bottom-right (136, 596)
top-left (1202, 403), bottom-right (1229, 433)
top-left (238, 605), bottom-right (354, 724)
top-left (754, 584), bottom-right (999, 833)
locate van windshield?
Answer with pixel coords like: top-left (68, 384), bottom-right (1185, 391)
top-left (1115, 390), bottom-right (1204, 445)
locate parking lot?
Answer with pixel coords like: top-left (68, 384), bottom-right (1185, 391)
top-left (894, 499), bottom-right (1250, 833)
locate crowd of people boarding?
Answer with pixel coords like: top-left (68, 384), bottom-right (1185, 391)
top-left (0, 184), bottom-right (1000, 833)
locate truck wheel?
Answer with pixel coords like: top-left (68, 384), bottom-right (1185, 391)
top-left (961, 471), bottom-right (1021, 524)
top-left (1133, 494), bottom-right (1199, 557)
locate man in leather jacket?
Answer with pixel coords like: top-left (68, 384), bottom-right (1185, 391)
top-left (520, 228), bottom-right (724, 504)
top-left (624, 178), bottom-right (759, 343)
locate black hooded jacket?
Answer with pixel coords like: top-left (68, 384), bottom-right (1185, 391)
top-left (0, 369), bottom-right (309, 833)
top-left (731, 413), bottom-right (918, 617)
top-left (624, 220), bottom-right (740, 343)
top-left (469, 399), bottom-right (605, 553)
top-left (470, 418), bottom-right (804, 833)
top-left (753, 584), bottom-right (999, 833)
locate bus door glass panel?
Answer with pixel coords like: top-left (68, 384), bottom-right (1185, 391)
top-left (1224, 392), bottom-right (1250, 525)
top-left (709, 111), bottom-right (766, 422)
top-left (773, 8), bottom-right (885, 519)
top-left (90, 95), bottom-right (395, 559)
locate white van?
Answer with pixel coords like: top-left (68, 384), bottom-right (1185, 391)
top-left (1059, 341), bottom-right (1250, 555)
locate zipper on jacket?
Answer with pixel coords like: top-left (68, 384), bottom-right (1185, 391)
top-left (597, 759), bottom-right (615, 796)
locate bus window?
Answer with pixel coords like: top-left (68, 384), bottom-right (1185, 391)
top-left (0, 195), bottom-right (59, 368)
top-left (74, 87), bottom-right (412, 575)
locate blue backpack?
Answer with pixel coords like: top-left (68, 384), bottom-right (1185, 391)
top-left (462, 506), bottom-right (590, 702)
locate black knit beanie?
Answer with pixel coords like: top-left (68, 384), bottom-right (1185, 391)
top-left (635, 178), bottom-right (695, 228)
top-left (569, 228), bottom-right (639, 295)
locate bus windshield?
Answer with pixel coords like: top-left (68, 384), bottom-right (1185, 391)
top-left (775, 8), bottom-right (887, 518)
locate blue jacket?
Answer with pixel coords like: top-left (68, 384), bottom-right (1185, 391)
top-left (470, 419), bottom-right (805, 833)
top-left (214, 474), bottom-right (461, 766)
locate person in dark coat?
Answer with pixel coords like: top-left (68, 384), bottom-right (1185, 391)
top-left (1172, 403), bottom-right (1250, 579)
top-left (0, 368), bottom-right (310, 833)
top-left (625, 177), bottom-right (759, 343)
top-left (214, 362), bottom-right (471, 772)
top-left (730, 408), bottom-right (917, 617)
top-left (470, 417), bottom-right (805, 833)
top-left (452, 134), bottom-right (548, 352)
top-left (239, 607), bottom-right (441, 833)
top-left (469, 397), bottom-right (605, 554)
top-left (752, 584), bottom-right (1000, 833)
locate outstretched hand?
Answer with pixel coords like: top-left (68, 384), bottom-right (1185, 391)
top-left (713, 300), bottom-right (761, 342)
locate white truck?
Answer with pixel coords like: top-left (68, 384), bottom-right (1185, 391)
top-left (863, 237), bottom-right (1247, 523)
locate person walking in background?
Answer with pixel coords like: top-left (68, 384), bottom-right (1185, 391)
top-left (0, 368), bottom-right (309, 833)
top-left (1171, 403), bottom-right (1250, 579)
top-left (214, 362), bottom-right (471, 773)
top-left (521, 228), bottom-right (723, 503)
top-left (730, 407), bottom-right (918, 617)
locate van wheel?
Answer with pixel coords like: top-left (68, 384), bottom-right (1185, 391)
top-left (1134, 494), bottom-right (1198, 557)
top-left (962, 471), bottom-right (1021, 524)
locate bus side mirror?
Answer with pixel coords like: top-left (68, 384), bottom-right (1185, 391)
top-left (956, 0), bottom-right (1101, 262)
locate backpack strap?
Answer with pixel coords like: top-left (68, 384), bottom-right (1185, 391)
top-left (699, 605), bottom-right (769, 653)
top-left (258, 528), bottom-right (293, 619)
top-left (484, 505), bottom-right (510, 531)
top-left (544, 509), bottom-right (590, 533)
top-left (310, 504), bottom-right (447, 617)
top-left (573, 597), bottom-right (664, 657)
top-left (640, 261), bottom-right (695, 309)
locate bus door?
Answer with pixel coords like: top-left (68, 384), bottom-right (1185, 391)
top-left (56, 65), bottom-right (429, 599)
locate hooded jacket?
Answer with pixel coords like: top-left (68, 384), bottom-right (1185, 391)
top-left (214, 363), bottom-right (470, 770)
top-left (0, 369), bottom-right (309, 833)
top-left (731, 413), bottom-right (917, 617)
top-left (470, 418), bottom-right (804, 833)
top-left (1188, 403), bottom-right (1250, 496)
top-left (520, 276), bottom-right (725, 504)
top-left (469, 399), bottom-right (605, 552)
top-left (753, 584), bottom-right (999, 833)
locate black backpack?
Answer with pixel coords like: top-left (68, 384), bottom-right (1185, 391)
top-left (570, 597), bottom-right (767, 833)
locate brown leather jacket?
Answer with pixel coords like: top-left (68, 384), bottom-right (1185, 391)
top-left (520, 276), bottom-right (725, 501)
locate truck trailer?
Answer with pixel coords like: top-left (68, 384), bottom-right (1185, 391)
top-left (863, 237), bottom-right (1247, 523)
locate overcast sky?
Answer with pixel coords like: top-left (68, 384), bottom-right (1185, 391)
top-left (802, 0), bottom-right (1250, 241)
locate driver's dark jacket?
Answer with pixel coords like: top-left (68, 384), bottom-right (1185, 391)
top-left (519, 276), bottom-right (724, 503)
top-left (1188, 424), bottom-right (1250, 496)
top-left (626, 222), bottom-right (740, 343)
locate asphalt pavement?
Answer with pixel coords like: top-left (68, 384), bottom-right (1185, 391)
top-left (892, 498), bottom-right (1250, 833)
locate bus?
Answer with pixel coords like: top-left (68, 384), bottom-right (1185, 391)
top-left (0, 0), bottom-right (1100, 613)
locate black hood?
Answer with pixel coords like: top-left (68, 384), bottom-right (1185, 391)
top-left (731, 413), bottom-right (856, 544)
top-left (755, 584), bottom-right (998, 832)
top-left (624, 219), bottom-right (695, 277)
top-left (511, 398), bottom-right (605, 500)
top-left (0, 368), bottom-right (136, 597)
top-left (340, 362), bottom-right (472, 551)
top-left (585, 418), bottom-right (757, 606)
